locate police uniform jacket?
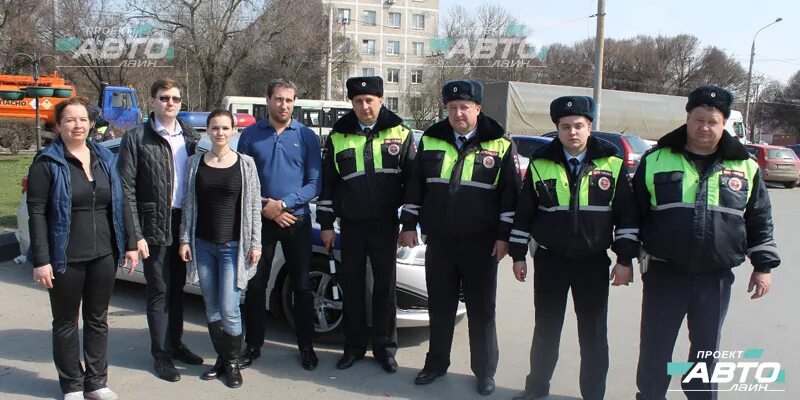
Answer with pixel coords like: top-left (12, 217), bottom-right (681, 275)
top-left (632, 125), bottom-right (780, 273)
top-left (317, 106), bottom-right (416, 230)
top-left (400, 113), bottom-right (520, 240)
top-left (509, 136), bottom-right (639, 264)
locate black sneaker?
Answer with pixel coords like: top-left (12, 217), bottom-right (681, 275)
top-left (239, 346), bottom-right (261, 370)
top-left (154, 358), bottom-right (180, 382)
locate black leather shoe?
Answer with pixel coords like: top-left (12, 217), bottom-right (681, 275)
top-left (414, 369), bottom-right (446, 385)
top-left (239, 346), bottom-right (261, 370)
top-left (174, 344), bottom-right (203, 365)
top-left (477, 377), bottom-right (495, 395)
top-left (512, 390), bottom-right (548, 400)
top-left (300, 348), bottom-right (318, 371)
top-left (379, 357), bottom-right (398, 373)
top-left (201, 357), bottom-right (223, 381)
top-left (154, 358), bottom-right (181, 382)
top-left (336, 353), bottom-right (364, 370)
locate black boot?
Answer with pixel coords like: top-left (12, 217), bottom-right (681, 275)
top-left (201, 321), bottom-right (225, 381)
top-left (222, 332), bottom-right (243, 388)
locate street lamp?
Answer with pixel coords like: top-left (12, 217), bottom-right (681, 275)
top-left (744, 17), bottom-right (782, 142)
top-left (13, 53), bottom-right (59, 150)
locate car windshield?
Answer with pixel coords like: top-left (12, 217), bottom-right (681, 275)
top-left (513, 138), bottom-right (548, 158)
top-left (768, 148), bottom-right (798, 160)
top-left (623, 135), bottom-right (651, 154)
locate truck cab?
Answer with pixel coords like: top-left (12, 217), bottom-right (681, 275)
top-left (725, 110), bottom-right (749, 144)
top-left (99, 83), bottom-right (142, 132)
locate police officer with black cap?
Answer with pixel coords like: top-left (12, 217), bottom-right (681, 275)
top-left (633, 85), bottom-right (780, 400)
top-left (399, 79), bottom-right (520, 395)
top-left (509, 96), bottom-right (638, 400)
top-left (317, 76), bottom-right (416, 373)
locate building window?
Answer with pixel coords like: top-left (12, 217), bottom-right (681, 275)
top-left (387, 97), bottom-right (399, 112)
top-left (410, 97), bottom-right (422, 112)
top-left (412, 42), bottom-right (424, 56)
top-left (338, 8), bottom-right (351, 24)
top-left (362, 67), bottom-right (375, 76)
top-left (412, 14), bottom-right (425, 30)
top-left (362, 39), bottom-right (375, 54)
top-left (411, 70), bottom-right (423, 84)
top-left (362, 10), bottom-right (376, 26)
top-left (387, 40), bottom-right (400, 55)
top-left (387, 68), bottom-right (400, 83)
top-left (388, 12), bottom-right (401, 28)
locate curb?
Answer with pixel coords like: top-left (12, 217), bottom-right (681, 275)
top-left (0, 231), bottom-right (20, 262)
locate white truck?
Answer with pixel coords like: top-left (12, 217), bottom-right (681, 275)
top-left (482, 81), bottom-right (748, 143)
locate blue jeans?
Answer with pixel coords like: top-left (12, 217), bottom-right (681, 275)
top-left (196, 238), bottom-right (242, 336)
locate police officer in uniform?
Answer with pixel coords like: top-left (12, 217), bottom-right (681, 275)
top-left (508, 96), bottom-right (638, 400)
top-left (318, 76), bottom-right (416, 373)
top-left (399, 80), bottom-right (520, 395)
top-left (633, 86), bottom-right (780, 400)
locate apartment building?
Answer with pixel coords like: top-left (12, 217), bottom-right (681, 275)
top-left (326, 0), bottom-right (440, 119)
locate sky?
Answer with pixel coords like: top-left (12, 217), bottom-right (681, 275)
top-left (438, 0), bottom-right (799, 84)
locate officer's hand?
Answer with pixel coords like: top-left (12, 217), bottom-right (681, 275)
top-left (491, 240), bottom-right (509, 261)
top-left (137, 238), bottom-right (150, 260)
top-left (748, 271), bottom-right (771, 299)
top-left (512, 261), bottom-right (527, 282)
top-left (610, 263), bottom-right (633, 286)
top-left (320, 230), bottom-right (335, 252)
top-left (399, 231), bottom-right (419, 248)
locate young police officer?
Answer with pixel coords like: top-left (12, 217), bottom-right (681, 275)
top-left (509, 96), bottom-right (638, 400)
top-left (399, 80), bottom-right (519, 395)
top-left (633, 86), bottom-right (779, 400)
top-left (317, 76), bottom-right (416, 373)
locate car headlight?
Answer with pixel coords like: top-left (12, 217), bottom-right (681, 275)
top-left (396, 245), bottom-right (425, 267)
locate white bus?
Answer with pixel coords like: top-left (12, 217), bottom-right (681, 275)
top-left (221, 96), bottom-right (352, 141)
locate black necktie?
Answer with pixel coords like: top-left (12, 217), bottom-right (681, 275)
top-left (569, 157), bottom-right (580, 179)
top-left (363, 127), bottom-right (372, 136)
top-left (457, 136), bottom-right (467, 149)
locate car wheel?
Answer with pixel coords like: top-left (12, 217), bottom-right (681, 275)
top-left (784, 181), bottom-right (797, 189)
top-left (281, 256), bottom-right (345, 342)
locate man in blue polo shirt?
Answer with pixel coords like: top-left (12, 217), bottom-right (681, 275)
top-left (237, 79), bottom-right (322, 370)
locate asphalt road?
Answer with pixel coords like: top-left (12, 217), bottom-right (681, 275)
top-left (0, 187), bottom-right (797, 400)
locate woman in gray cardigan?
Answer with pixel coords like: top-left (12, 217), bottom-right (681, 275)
top-left (178, 109), bottom-right (261, 388)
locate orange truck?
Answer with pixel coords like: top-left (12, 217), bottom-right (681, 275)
top-left (0, 72), bottom-right (141, 153)
top-left (0, 71), bottom-right (76, 151)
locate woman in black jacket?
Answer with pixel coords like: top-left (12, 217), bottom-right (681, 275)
top-left (28, 96), bottom-right (138, 400)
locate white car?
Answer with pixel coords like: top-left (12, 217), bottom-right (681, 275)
top-left (16, 135), bottom-right (465, 337)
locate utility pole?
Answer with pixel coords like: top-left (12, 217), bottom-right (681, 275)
top-left (744, 17), bottom-right (782, 142)
top-left (592, 0), bottom-right (606, 130)
top-left (326, 6), bottom-right (333, 100)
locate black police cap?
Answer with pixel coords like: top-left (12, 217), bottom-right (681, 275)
top-left (550, 96), bottom-right (595, 123)
top-left (442, 80), bottom-right (484, 104)
top-left (685, 85), bottom-right (734, 119)
top-left (347, 76), bottom-right (384, 100)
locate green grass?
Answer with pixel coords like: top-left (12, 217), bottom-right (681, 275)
top-left (0, 155), bottom-right (33, 232)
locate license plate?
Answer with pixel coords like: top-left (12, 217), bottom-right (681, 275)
top-left (777, 164), bottom-right (794, 170)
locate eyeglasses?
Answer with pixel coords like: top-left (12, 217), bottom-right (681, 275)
top-left (157, 96), bottom-right (182, 103)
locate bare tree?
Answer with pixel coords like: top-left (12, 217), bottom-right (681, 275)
top-left (128, 0), bottom-right (293, 110)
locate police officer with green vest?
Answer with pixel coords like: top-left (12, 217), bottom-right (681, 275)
top-left (508, 96), bottom-right (638, 400)
top-left (633, 86), bottom-right (780, 400)
top-left (398, 80), bottom-right (519, 395)
top-left (317, 76), bottom-right (415, 374)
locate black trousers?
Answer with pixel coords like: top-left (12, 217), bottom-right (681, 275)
top-left (243, 216), bottom-right (314, 349)
top-left (636, 262), bottom-right (734, 400)
top-left (525, 248), bottom-right (611, 400)
top-left (49, 253), bottom-right (116, 394)
top-left (423, 235), bottom-right (498, 378)
top-left (339, 219), bottom-right (398, 359)
top-left (143, 210), bottom-right (187, 360)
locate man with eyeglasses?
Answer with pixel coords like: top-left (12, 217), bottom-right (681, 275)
top-left (118, 78), bottom-right (203, 382)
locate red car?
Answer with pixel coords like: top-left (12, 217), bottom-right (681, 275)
top-left (745, 144), bottom-right (800, 188)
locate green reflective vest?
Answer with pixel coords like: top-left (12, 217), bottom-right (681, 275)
top-left (644, 149), bottom-right (759, 212)
top-left (330, 125), bottom-right (408, 178)
top-left (420, 135), bottom-right (511, 189)
top-left (530, 156), bottom-right (623, 210)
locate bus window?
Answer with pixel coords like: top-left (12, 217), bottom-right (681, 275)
top-left (235, 109), bottom-right (248, 114)
top-left (253, 105), bottom-right (268, 122)
top-left (300, 109), bottom-right (321, 127)
top-left (323, 108), bottom-right (349, 127)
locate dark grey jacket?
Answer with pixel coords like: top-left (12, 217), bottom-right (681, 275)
top-left (117, 113), bottom-right (199, 245)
